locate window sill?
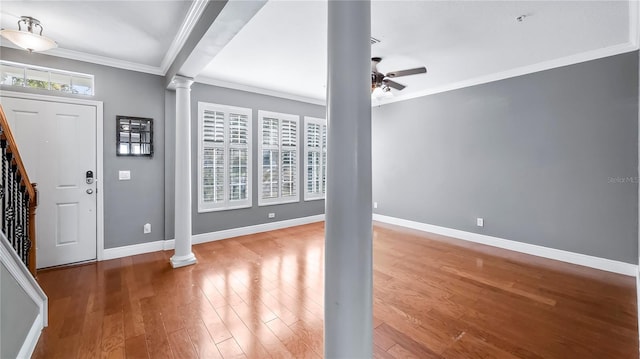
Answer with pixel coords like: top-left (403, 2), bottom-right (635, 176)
top-left (258, 198), bottom-right (300, 207)
top-left (198, 203), bottom-right (252, 213)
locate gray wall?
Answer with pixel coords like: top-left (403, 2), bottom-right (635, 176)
top-left (1, 46), bottom-right (166, 249)
top-left (372, 51), bottom-right (639, 264)
top-left (1, 263), bottom-right (39, 359)
top-left (165, 84), bottom-right (326, 238)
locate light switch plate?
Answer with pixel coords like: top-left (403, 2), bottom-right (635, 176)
top-left (119, 170), bottom-right (131, 180)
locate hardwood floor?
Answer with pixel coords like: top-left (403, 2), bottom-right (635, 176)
top-left (32, 222), bottom-right (638, 358)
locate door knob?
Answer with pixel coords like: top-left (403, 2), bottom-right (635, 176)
top-left (86, 189), bottom-right (94, 194)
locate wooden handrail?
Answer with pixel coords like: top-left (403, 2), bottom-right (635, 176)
top-left (0, 106), bottom-right (35, 203)
top-left (0, 104), bottom-right (38, 276)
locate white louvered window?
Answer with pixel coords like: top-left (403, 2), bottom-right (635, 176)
top-left (258, 111), bottom-right (300, 206)
top-left (198, 102), bottom-right (252, 212)
top-left (304, 117), bottom-right (327, 201)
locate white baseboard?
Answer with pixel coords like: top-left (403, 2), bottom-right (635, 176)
top-left (192, 214), bottom-right (325, 244)
top-left (102, 215), bottom-right (325, 260)
top-left (163, 239), bottom-right (175, 251)
top-left (103, 240), bottom-right (165, 260)
top-left (17, 312), bottom-right (44, 359)
top-left (373, 214), bottom-right (638, 277)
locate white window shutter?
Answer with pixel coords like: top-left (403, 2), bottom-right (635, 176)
top-left (304, 117), bottom-right (327, 201)
top-left (258, 111), bottom-right (300, 206)
top-left (198, 103), bottom-right (252, 212)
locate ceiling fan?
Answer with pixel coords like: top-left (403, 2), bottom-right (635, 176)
top-left (371, 57), bottom-right (427, 93)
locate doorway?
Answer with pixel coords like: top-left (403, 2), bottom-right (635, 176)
top-left (0, 92), bottom-right (104, 268)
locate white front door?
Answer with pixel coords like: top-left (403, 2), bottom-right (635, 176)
top-left (0, 96), bottom-right (97, 268)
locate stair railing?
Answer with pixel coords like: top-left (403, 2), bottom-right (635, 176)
top-left (0, 104), bottom-right (37, 276)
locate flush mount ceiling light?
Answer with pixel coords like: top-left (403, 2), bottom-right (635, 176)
top-left (1, 16), bottom-right (58, 53)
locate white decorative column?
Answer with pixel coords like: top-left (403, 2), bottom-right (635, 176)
top-left (171, 76), bottom-right (197, 268)
top-left (324, 0), bottom-right (372, 357)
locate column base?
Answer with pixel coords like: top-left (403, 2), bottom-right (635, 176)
top-left (170, 253), bottom-right (197, 268)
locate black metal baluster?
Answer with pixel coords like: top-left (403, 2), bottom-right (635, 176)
top-left (12, 164), bottom-right (18, 256)
top-left (24, 192), bottom-right (30, 268)
top-left (0, 125), bottom-right (33, 269)
top-left (6, 153), bottom-right (14, 249)
top-left (0, 139), bottom-right (5, 235)
top-left (17, 182), bottom-right (24, 262)
top-left (10, 163), bottom-right (17, 254)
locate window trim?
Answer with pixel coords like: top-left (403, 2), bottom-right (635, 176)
top-left (258, 110), bottom-right (301, 206)
top-left (304, 116), bottom-right (327, 201)
top-left (197, 102), bottom-right (253, 213)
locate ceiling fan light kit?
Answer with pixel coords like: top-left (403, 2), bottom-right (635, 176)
top-left (1, 16), bottom-right (58, 53)
top-left (371, 56), bottom-right (427, 94)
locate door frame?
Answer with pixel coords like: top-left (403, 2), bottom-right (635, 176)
top-left (0, 90), bottom-right (105, 262)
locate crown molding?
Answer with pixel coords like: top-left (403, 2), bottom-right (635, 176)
top-left (39, 47), bottom-right (164, 75)
top-left (0, 0), bottom-right (209, 77)
top-left (0, 37), bottom-right (163, 75)
top-left (375, 42), bottom-right (638, 106)
top-left (159, 0), bottom-right (209, 74)
top-left (195, 76), bottom-right (326, 105)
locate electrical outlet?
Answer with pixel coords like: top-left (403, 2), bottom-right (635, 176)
top-left (268, 213), bottom-right (275, 219)
top-left (144, 223), bottom-right (151, 234)
top-left (373, 202), bottom-right (378, 209)
top-left (476, 218), bottom-right (484, 227)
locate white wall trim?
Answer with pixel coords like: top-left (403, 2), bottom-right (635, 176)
top-left (102, 215), bottom-right (325, 260)
top-left (160, 0), bottom-right (209, 74)
top-left (103, 241), bottom-right (165, 261)
top-left (376, 42), bottom-right (639, 106)
top-left (373, 214), bottom-right (638, 277)
top-left (36, 47), bottom-right (164, 76)
top-left (0, 233), bottom-right (48, 355)
top-left (0, 91), bottom-right (106, 264)
top-left (0, 41), bottom-right (163, 75)
top-left (16, 312), bottom-right (45, 359)
top-left (164, 239), bottom-right (176, 251)
top-left (194, 76), bottom-right (326, 106)
top-left (192, 214), bottom-right (324, 245)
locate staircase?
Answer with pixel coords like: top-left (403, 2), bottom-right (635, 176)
top-left (0, 104), bottom-right (48, 358)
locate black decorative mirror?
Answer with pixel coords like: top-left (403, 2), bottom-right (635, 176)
top-left (116, 116), bottom-right (153, 157)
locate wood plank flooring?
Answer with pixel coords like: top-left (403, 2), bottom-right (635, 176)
top-left (32, 222), bottom-right (638, 358)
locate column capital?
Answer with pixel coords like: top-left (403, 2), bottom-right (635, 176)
top-left (172, 75), bottom-right (194, 89)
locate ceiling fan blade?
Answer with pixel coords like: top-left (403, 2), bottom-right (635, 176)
top-left (384, 79), bottom-right (406, 91)
top-left (386, 67), bottom-right (427, 78)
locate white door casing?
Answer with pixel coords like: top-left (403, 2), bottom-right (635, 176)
top-left (1, 96), bottom-right (99, 268)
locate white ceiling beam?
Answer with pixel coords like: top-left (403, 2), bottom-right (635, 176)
top-left (165, 0), bottom-right (267, 88)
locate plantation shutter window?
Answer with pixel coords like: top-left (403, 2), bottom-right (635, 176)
top-left (198, 103), bottom-right (252, 212)
top-left (281, 119), bottom-right (297, 198)
top-left (262, 117), bottom-right (279, 200)
top-left (304, 117), bottom-right (327, 201)
top-left (258, 111), bottom-right (300, 206)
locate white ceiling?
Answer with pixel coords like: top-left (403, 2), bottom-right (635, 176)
top-left (0, 1), bottom-right (637, 103)
top-left (199, 0), bottom-right (635, 102)
top-left (0, 1), bottom-right (194, 73)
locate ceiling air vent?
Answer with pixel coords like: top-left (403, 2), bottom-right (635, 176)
top-left (370, 37), bottom-right (381, 45)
